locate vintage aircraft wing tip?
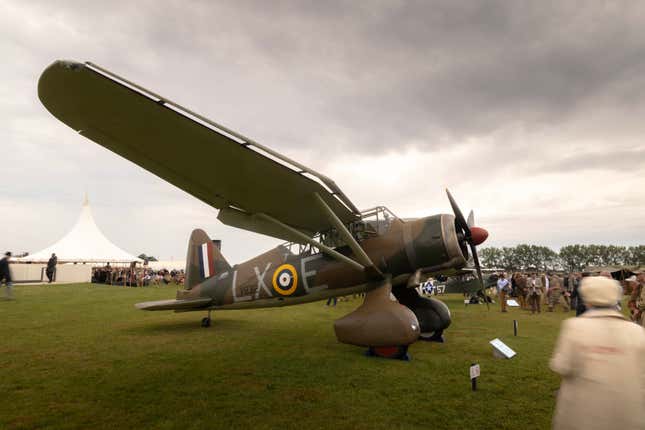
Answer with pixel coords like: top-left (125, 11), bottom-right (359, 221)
top-left (38, 60), bottom-right (86, 120)
top-left (41, 59), bottom-right (82, 71)
top-left (39, 60), bottom-right (85, 84)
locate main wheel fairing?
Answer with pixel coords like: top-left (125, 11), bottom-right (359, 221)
top-left (392, 287), bottom-right (451, 334)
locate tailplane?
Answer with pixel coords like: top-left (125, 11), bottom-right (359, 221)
top-left (185, 229), bottom-right (231, 290)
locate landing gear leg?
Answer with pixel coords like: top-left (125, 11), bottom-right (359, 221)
top-left (201, 310), bottom-right (212, 328)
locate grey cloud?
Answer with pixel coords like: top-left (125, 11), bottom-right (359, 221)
top-left (15, 1), bottom-right (645, 153)
top-left (544, 149), bottom-right (645, 173)
top-left (314, 2), bottom-right (645, 150)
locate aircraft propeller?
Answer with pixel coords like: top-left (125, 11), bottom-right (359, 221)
top-left (446, 189), bottom-right (489, 308)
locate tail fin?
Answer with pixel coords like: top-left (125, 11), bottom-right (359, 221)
top-left (185, 229), bottom-right (231, 290)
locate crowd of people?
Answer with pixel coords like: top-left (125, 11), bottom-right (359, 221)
top-left (494, 272), bottom-right (645, 429)
top-left (91, 264), bottom-right (185, 287)
top-left (493, 271), bottom-right (645, 325)
top-left (494, 272), bottom-right (581, 314)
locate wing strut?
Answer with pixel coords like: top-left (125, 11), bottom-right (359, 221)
top-left (255, 213), bottom-right (365, 272)
top-left (313, 193), bottom-right (383, 278)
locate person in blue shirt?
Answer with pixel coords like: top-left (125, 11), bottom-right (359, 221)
top-left (496, 273), bottom-right (511, 312)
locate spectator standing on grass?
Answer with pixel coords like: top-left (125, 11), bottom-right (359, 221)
top-left (541, 272), bottom-right (550, 307)
top-left (527, 273), bottom-right (542, 314)
top-left (105, 262), bottom-right (113, 285)
top-left (46, 253), bottom-right (57, 283)
top-left (550, 276), bottom-right (645, 430)
top-left (510, 272), bottom-right (524, 309)
top-left (514, 273), bottom-right (528, 309)
top-left (1, 251), bottom-right (13, 300)
top-left (326, 295), bottom-right (337, 307)
top-left (572, 272), bottom-right (589, 316)
top-left (547, 275), bottom-right (569, 312)
top-left (496, 273), bottom-right (511, 312)
top-left (627, 274), bottom-right (645, 327)
top-left (562, 274), bottom-right (572, 310)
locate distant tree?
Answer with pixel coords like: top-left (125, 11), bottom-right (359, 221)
top-left (559, 245), bottom-right (588, 271)
top-left (500, 247), bottom-right (519, 271)
top-left (625, 246), bottom-right (645, 265)
top-left (480, 247), bottom-right (503, 268)
top-left (512, 244), bottom-right (531, 270)
top-left (498, 244), bottom-right (559, 271)
top-left (479, 244), bottom-right (643, 272)
top-left (602, 245), bottom-right (628, 266)
top-left (536, 246), bottom-right (560, 271)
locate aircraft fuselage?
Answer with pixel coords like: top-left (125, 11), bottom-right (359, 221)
top-left (179, 214), bottom-right (468, 310)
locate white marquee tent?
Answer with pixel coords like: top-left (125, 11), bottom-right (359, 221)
top-left (18, 195), bottom-right (141, 264)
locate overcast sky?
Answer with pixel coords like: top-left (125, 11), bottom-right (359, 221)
top-left (2, 0), bottom-right (644, 263)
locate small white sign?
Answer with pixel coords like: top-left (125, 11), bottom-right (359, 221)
top-left (507, 299), bottom-right (520, 307)
top-left (464, 299), bottom-right (470, 304)
top-left (490, 338), bottom-right (516, 359)
top-left (469, 364), bottom-right (480, 379)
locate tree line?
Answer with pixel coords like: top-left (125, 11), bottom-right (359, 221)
top-left (480, 244), bottom-right (645, 272)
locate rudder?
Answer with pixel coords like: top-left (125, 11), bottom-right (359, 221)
top-left (185, 229), bottom-right (231, 290)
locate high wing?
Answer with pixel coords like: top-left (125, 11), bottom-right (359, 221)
top-left (38, 61), bottom-right (360, 241)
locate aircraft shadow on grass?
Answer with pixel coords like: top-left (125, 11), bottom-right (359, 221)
top-left (128, 317), bottom-right (256, 335)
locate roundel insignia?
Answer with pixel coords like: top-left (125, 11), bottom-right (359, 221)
top-left (272, 264), bottom-right (298, 296)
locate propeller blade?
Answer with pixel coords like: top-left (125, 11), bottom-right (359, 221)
top-left (467, 210), bottom-right (475, 228)
top-left (446, 189), bottom-right (489, 309)
top-left (446, 189), bottom-right (471, 237)
top-left (469, 241), bottom-right (489, 310)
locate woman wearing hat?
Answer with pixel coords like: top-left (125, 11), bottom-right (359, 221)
top-left (550, 276), bottom-right (645, 430)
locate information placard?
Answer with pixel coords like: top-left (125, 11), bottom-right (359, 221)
top-left (489, 338), bottom-right (516, 359)
top-left (469, 364), bottom-right (480, 379)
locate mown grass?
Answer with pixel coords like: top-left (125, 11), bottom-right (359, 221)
top-left (0, 284), bottom-right (614, 430)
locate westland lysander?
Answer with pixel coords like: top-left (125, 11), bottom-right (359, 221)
top-left (38, 61), bottom-right (489, 359)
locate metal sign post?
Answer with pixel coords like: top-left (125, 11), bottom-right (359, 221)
top-left (470, 363), bottom-right (480, 391)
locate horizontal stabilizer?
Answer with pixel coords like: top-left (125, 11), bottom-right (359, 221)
top-left (135, 298), bottom-right (212, 311)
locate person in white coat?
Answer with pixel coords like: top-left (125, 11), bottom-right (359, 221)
top-left (550, 276), bottom-right (645, 430)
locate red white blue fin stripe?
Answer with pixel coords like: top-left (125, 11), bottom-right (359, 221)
top-left (198, 242), bottom-right (215, 279)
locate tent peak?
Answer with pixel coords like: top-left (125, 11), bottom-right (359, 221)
top-left (17, 193), bottom-right (140, 263)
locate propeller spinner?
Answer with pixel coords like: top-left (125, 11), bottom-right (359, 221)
top-left (446, 190), bottom-right (489, 307)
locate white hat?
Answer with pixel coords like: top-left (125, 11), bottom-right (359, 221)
top-left (580, 276), bottom-right (622, 307)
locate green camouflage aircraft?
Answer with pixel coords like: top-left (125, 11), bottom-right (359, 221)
top-left (38, 61), bottom-right (489, 359)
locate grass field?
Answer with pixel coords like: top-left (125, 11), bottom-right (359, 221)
top-left (0, 284), bottom-right (620, 430)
